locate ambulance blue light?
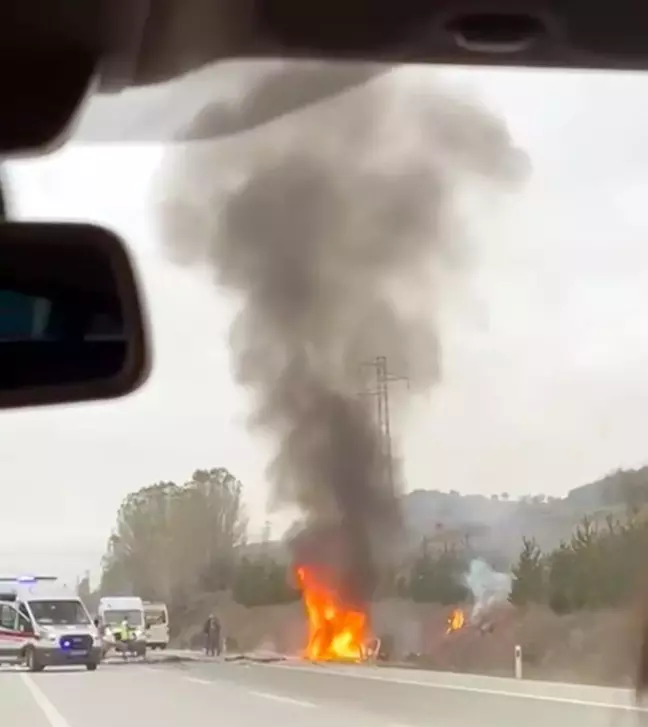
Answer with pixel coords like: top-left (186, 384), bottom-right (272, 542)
top-left (16, 575), bottom-right (37, 584)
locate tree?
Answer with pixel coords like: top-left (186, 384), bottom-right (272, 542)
top-left (101, 481), bottom-right (181, 600)
top-left (180, 468), bottom-right (248, 592)
top-left (504, 511), bottom-right (648, 614)
top-left (509, 537), bottom-right (544, 606)
top-left (232, 556), bottom-right (299, 607)
top-left (77, 571), bottom-right (91, 602)
top-left (547, 542), bottom-right (576, 613)
top-left (408, 539), bottom-right (469, 604)
top-left (100, 468), bottom-right (247, 608)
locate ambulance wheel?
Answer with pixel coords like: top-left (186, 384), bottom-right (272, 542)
top-left (86, 662), bottom-right (98, 671)
top-left (25, 647), bottom-right (45, 673)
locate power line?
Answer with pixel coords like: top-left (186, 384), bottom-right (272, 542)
top-left (358, 356), bottom-right (409, 491)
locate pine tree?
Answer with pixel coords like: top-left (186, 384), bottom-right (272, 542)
top-left (509, 537), bottom-right (545, 606)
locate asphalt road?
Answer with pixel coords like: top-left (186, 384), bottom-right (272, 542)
top-left (2, 655), bottom-right (647, 727)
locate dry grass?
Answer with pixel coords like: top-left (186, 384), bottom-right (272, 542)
top-left (175, 596), bottom-right (641, 687)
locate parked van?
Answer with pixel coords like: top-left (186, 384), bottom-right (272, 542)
top-left (97, 596), bottom-right (146, 657)
top-left (143, 602), bottom-right (169, 650)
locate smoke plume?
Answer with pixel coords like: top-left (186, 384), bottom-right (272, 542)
top-left (178, 62), bottom-right (384, 140)
top-left (159, 62), bottom-right (527, 612)
top-left (464, 558), bottom-right (512, 624)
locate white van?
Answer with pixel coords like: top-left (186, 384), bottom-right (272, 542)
top-left (97, 596), bottom-right (146, 657)
top-left (143, 602), bottom-right (169, 650)
top-left (0, 576), bottom-right (101, 672)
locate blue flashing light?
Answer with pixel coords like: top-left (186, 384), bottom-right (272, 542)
top-left (16, 575), bottom-right (37, 584)
top-left (61, 639), bottom-right (72, 650)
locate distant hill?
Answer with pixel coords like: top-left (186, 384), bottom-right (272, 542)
top-left (246, 465), bottom-right (648, 566)
top-left (401, 465), bottom-right (648, 562)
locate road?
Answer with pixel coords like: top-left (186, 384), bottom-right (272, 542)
top-left (1, 653), bottom-right (646, 727)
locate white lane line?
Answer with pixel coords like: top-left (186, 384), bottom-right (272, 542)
top-left (252, 663), bottom-right (647, 713)
top-left (185, 677), bottom-right (213, 685)
top-left (20, 674), bottom-right (71, 727)
top-left (250, 690), bottom-right (316, 708)
top-left (178, 673), bottom-right (317, 709)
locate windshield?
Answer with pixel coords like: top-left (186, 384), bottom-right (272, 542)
top-left (28, 600), bottom-right (90, 626)
top-left (3, 59), bottom-right (648, 722)
top-left (102, 609), bottom-right (144, 627)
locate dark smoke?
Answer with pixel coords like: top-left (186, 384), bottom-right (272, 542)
top-left (158, 63), bottom-right (527, 611)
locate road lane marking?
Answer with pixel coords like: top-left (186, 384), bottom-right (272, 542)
top-left (185, 677), bottom-right (213, 685)
top-left (250, 690), bottom-right (316, 708)
top-left (20, 674), bottom-right (71, 727)
top-left (251, 663), bottom-right (648, 713)
top-left (183, 674), bottom-right (316, 707)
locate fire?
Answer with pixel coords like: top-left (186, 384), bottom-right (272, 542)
top-left (295, 566), bottom-right (369, 661)
top-left (446, 607), bottom-right (466, 633)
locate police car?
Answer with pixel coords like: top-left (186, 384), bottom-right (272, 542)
top-left (0, 576), bottom-right (102, 672)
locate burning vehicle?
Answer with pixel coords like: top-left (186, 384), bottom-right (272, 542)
top-left (295, 566), bottom-right (372, 661)
top-left (291, 520), bottom-right (387, 663)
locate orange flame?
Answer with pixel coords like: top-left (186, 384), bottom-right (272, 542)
top-left (295, 566), bottom-right (369, 661)
top-left (446, 608), bottom-right (466, 633)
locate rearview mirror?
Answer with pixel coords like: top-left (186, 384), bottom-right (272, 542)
top-left (0, 222), bottom-right (150, 408)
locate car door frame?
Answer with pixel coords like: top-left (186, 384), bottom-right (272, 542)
top-left (0, 600), bottom-right (35, 661)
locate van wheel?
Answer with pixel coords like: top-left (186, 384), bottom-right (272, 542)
top-left (25, 648), bottom-right (44, 673)
top-left (86, 662), bottom-right (98, 671)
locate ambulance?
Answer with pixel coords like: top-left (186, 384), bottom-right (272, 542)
top-left (0, 576), bottom-right (102, 671)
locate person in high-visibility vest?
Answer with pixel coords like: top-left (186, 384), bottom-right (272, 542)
top-left (116, 618), bottom-right (134, 656)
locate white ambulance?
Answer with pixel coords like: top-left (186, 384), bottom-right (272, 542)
top-left (0, 576), bottom-right (102, 671)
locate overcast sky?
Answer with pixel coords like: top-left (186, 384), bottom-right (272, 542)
top-left (2, 63), bottom-right (648, 583)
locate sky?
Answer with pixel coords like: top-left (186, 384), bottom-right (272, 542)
top-left (3, 63), bottom-right (648, 583)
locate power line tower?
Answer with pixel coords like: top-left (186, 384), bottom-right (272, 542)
top-left (359, 356), bottom-right (409, 491)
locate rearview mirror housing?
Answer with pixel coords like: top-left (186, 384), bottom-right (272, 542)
top-left (0, 221), bottom-right (150, 408)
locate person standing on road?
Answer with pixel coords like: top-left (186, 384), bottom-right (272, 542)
top-left (204, 613), bottom-right (221, 657)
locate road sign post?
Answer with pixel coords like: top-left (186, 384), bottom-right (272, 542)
top-left (514, 644), bottom-right (523, 679)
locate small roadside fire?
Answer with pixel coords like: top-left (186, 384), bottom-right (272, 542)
top-left (295, 566), bottom-right (370, 661)
top-left (446, 608), bottom-right (466, 634)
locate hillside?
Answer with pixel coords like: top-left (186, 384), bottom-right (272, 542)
top-left (91, 464), bottom-right (648, 687)
top-left (241, 465), bottom-right (648, 565)
top-left (400, 465), bottom-right (648, 562)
